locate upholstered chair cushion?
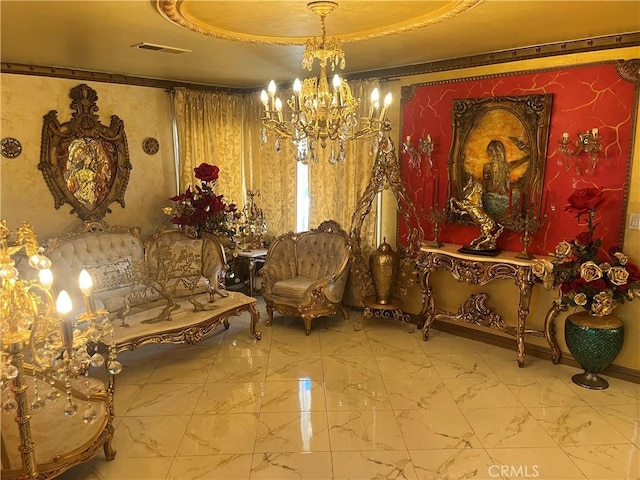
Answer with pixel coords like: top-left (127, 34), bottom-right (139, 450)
top-left (271, 276), bottom-right (315, 301)
top-left (296, 232), bottom-right (349, 280)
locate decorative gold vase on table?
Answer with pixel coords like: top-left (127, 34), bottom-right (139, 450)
top-left (369, 239), bottom-right (399, 305)
top-left (564, 311), bottom-right (624, 390)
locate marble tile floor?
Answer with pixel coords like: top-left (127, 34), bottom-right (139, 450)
top-left (56, 301), bottom-right (638, 480)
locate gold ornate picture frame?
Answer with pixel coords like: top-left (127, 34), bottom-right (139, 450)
top-left (447, 94), bottom-right (552, 231)
top-left (39, 84), bottom-right (132, 221)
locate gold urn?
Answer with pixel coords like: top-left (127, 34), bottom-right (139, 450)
top-left (369, 238), bottom-right (399, 304)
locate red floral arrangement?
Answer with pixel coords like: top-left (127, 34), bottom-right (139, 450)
top-left (534, 187), bottom-right (640, 316)
top-left (168, 163), bottom-right (238, 237)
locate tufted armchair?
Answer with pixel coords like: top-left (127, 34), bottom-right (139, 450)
top-left (261, 220), bottom-right (350, 335)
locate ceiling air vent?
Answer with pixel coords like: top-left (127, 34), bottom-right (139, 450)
top-left (131, 42), bottom-right (191, 54)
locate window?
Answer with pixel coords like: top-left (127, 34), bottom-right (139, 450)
top-left (296, 161), bottom-right (309, 232)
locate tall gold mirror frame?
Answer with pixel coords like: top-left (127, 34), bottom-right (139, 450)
top-left (447, 94), bottom-right (552, 231)
top-left (39, 84), bottom-right (132, 222)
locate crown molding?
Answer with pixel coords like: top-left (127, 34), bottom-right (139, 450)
top-left (3, 32), bottom-right (638, 91)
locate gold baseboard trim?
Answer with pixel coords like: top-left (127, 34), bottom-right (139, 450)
top-left (429, 318), bottom-right (639, 385)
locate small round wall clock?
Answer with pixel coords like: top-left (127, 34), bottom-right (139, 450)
top-left (142, 137), bottom-right (159, 155)
top-left (1, 137), bottom-right (22, 158)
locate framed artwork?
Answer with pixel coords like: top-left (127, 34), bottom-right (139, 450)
top-left (39, 84), bottom-right (132, 222)
top-left (447, 94), bottom-right (553, 231)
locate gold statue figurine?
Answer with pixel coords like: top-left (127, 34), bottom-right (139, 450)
top-left (450, 177), bottom-right (504, 254)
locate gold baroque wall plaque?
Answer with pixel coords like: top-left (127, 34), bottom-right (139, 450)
top-left (38, 84), bottom-right (132, 221)
top-left (142, 137), bottom-right (159, 155)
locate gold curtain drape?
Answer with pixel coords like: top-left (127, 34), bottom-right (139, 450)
top-left (308, 78), bottom-right (380, 243)
top-left (246, 91), bottom-right (298, 238)
top-left (172, 88), bottom-right (246, 206)
top-left (172, 81), bottom-right (382, 242)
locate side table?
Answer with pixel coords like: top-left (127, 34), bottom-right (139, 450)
top-left (235, 248), bottom-right (268, 297)
top-left (416, 243), bottom-right (559, 367)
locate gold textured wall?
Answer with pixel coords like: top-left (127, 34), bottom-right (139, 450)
top-left (385, 46), bottom-right (640, 373)
top-left (0, 75), bottom-right (177, 240)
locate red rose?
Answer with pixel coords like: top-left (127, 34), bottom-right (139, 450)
top-left (575, 231), bottom-right (592, 246)
top-left (192, 208), bottom-right (209, 224)
top-left (589, 279), bottom-right (606, 290)
top-left (626, 262), bottom-right (640, 282)
top-left (171, 214), bottom-right (193, 226)
top-left (570, 277), bottom-right (587, 291)
top-left (194, 163), bottom-right (220, 182)
top-left (560, 282), bottom-right (574, 294)
top-left (565, 188), bottom-right (607, 215)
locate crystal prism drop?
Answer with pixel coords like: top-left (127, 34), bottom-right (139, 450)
top-left (46, 389), bottom-right (61, 402)
top-left (31, 397), bottom-right (45, 410)
top-left (90, 353), bottom-right (105, 368)
top-left (3, 365), bottom-right (18, 380)
top-left (64, 402), bottom-right (78, 416)
top-left (107, 361), bottom-right (123, 375)
top-left (83, 407), bottom-right (98, 424)
top-left (2, 398), bottom-right (17, 413)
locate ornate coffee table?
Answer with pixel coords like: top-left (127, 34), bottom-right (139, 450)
top-left (111, 291), bottom-right (261, 353)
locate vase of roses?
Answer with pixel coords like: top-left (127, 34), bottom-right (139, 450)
top-left (533, 187), bottom-right (640, 389)
top-left (167, 163), bottom-right (238, 239)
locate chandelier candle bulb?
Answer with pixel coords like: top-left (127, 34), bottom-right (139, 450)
top-left (293, 79), bottom-right (301, 110)
top-left (78, 269), bottom-right (96, 315)
top-left (332, 74), bottom-right (342, 105)
top-left (56, 290), bottom-right (74, 352)
top-left (39, 268), bottom-right (53, 290)
top-left (267, 80), bottom-right (277, 111)
top-left (378, 92), bottom-right (392, 121)
top-left (260, 90), bottom-right (269, 110)
top-left (369, 88), bottom-right (380, 118)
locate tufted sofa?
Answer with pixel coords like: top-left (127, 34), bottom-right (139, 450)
top-left (261, 220), bottom-right (350, 335)
top-left (44, 221), bottom-right (261, 350)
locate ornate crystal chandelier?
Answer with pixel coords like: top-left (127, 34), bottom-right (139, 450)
top-left (1, 220), bottom-right (120, 477)
top-left (260, 1), bottom-right (392, 164)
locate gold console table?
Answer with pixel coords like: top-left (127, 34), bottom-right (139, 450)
top-left (416, 243), bottom-right (560, 367)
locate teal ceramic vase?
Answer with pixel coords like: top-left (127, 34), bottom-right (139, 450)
top-left (564, 311), bottom-right (624, 390)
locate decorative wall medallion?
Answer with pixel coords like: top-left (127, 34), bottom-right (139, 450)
top-left (1, 137), bottom-right (22, 158)
top-left (142, 137), bottom-right (159, 155)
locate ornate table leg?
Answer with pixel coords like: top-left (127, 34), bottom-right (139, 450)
top-left (248, 258), bottom-right (255, 297)
top-left (544, 300), bottom-right (565, 364)
top-left (420, 270), bottom-right (436, 340)
top-left (515, 268), bottom-right (533, 367)
top-left (248, 303), bottom-right (262, 340)
top-left (353, 307), bottom-right (372, 332)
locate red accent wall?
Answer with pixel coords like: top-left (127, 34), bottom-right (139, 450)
top-left (400, 62), bottom-right (637, 255)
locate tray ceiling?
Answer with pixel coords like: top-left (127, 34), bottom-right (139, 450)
top-left (1, 1), bottom-right (639, 88)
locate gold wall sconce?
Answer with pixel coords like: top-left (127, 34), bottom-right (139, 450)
top-left (402, 134), bottom-right (434, 176)
top-left (557, 128), bottom-right (602, 176)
